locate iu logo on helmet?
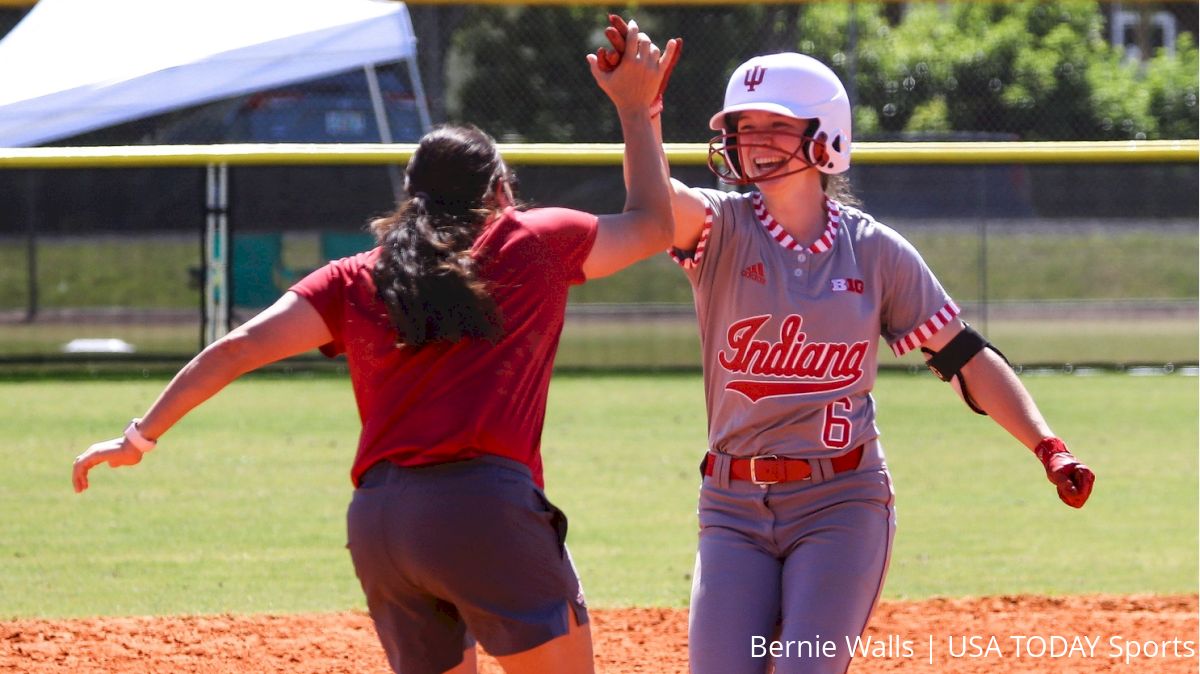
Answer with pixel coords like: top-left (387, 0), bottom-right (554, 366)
top-left (744, 66), bottom-right (767, 92)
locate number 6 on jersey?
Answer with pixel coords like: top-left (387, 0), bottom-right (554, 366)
top-left (822, 397), bottom-right (853, 449)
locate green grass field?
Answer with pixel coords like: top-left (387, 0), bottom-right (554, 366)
top-left (1, 371), bottom-right (1195, 619)
top-left (1, 312), bottom-right (1196, 367)
top-left (569, 227), bottom-right (1200, 305)
top-left (555, 316), bottom-right (1199, 369)
top-left (2, 228), bottom-right (1195, 368)
top-left (2, 227), bottom-right (1196, 311)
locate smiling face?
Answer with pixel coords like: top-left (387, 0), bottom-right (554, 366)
top-left (732, 110), bottom-right (814, 182)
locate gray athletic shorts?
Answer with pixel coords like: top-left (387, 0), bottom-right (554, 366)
top-left (346, 455), bottom-right (588, 674)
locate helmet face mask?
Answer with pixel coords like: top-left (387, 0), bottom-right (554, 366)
top-left (706, 52), bottom-right (852, 184)
top-left (706, 128), bottom-right (822, 185)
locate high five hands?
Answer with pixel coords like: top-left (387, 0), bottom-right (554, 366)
top-left (587, 16), bottom-right (681, 117)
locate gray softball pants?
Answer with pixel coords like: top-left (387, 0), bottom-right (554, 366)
top-left (689, 440), bottom-right (896, 674)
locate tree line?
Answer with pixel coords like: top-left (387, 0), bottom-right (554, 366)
top-left (429, 1), bottom-right (1197, 143)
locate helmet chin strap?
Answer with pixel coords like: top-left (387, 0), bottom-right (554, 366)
top-left (706, 131), bottom-right (823, 186)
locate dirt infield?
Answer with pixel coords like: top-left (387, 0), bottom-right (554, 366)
top-left (3, 595), bottom-right (1195, 673)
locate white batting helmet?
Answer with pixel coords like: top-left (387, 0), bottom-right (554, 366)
top-left (707, 52), bottom-right (852, 183)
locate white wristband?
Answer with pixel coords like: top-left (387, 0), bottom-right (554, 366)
top-left (124, 418), bottom-right (157, 454)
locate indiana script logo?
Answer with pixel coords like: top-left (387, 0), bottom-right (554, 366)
top-left (719, 314), bottom-right (868, 402)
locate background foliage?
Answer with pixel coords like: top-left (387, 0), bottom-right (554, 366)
top-left (440, 0), bottom-right (1198, 142)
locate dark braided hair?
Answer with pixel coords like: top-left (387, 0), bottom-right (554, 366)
top-left (370, 125), bottom-right (508, 346)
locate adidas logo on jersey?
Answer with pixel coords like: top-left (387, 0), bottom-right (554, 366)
top-left (741, 262), bottom-right (766, 285)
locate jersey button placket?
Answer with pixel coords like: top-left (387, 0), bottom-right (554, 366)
top-left (794, 251), bottom-right (810, 278)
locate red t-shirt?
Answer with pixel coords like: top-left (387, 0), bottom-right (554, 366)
top-left (290, 207), bottom-right (598, 487)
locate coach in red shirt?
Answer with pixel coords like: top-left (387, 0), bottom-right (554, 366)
top-left (73, 24), bottom-right (679, 674)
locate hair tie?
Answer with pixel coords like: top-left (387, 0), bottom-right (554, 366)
top-left (409, 191), bottom-right (436, 214)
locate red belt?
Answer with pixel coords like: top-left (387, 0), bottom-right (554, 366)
top-left (704, 445), bottom-right (864, 485)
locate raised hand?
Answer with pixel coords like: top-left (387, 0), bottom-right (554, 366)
top-left (587, 19), bottom-right (680, 115)
top-left (592, 15), bottom-right (682, 117)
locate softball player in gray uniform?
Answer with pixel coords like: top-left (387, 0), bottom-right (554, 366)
top-left (660, 52), bottom-right (1096, 674)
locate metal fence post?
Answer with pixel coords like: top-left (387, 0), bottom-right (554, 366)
top-left (203, 163), bottom-right (230, 346)
top-left (23, 171), bottom-right (38, 324)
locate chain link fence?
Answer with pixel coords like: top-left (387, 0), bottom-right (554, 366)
top-left (2, 152), bottom-right (1195, 371)
top-left (0, 0), bottom-right (1195, 371)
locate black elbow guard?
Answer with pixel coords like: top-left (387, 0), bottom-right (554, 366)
top-left (920, 324), bottom-right (1010, 416)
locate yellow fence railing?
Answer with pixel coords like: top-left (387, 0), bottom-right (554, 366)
top-left (0, 139), bottom-right (1196, 168)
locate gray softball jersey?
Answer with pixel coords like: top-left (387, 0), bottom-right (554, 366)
top-left (672, 189), bottom-right (959, 459)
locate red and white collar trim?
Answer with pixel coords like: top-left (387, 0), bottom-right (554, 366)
top-left (751, 192), bottom-right (842, 255)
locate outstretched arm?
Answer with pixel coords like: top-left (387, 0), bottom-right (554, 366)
top-left (72, 292), bottom-right (333, 492)
top-left (922, 321), bottom-right (1096, 508)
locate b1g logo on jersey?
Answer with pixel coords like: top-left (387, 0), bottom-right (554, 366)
top-left (831, 278), bottom-right (865, 294)
top-left (718, 314), bottom-right (868, 402)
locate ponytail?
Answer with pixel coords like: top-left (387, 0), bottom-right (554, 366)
top-left (370, 125), bottom-right (507, 346)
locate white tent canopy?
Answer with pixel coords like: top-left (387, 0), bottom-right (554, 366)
top-left (0, 0), bottom-right (426, 147)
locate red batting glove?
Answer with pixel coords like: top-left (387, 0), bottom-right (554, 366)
top-left (596, 14), bottom-right (682, 116)
top-left (595, 15), bottom-right (628, 73)
top-left (1033, 438), bottom-right (1095, 508)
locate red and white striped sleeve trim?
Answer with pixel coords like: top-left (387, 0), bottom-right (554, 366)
top-left (669, 205), bottom-right (714, 269)
top-left (890, 301), bottom-right (961, 357)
